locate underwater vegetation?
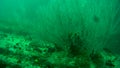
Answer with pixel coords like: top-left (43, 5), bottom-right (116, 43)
top-left (0, 32), bottom-right (119, 68)
top-left (0, 0), bottom-right (120, 68)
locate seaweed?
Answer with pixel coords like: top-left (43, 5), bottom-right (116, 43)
top-left (67, 32), bottom-right (87, 57)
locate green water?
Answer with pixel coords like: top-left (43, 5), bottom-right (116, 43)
top-left (0, 0), bottom-right (120, 68)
